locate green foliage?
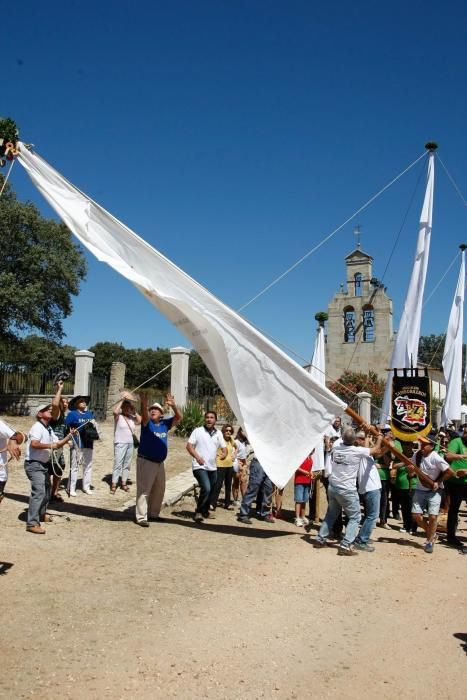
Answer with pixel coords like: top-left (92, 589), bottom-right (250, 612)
top-left (0, 175), bottom-right (87, 343)
top-left (0, 334), bottom-right (77, 372)
top-left (418, 334), bottom-right (445, 370)
top-left (188, 351), bottom-right (218, 396)
top-left (88, 341), bottom-right (172, 388)
top-left (314, 311), bottom-right (328, 326)
top-left (174, 401), bottom-right (204, 437)
top-left (0, 117), bottom-right (19, 146)
top-left (329, 370), bottom-right (386, 408)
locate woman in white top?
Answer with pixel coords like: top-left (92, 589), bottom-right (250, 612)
top-left (111, 396), bottom-right (141, 493)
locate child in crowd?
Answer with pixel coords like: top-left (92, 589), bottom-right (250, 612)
top-left (294, 453), bottom-right (313, 527)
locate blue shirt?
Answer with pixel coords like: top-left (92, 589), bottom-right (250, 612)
top-left (138, 417), bottom-right (174, 462)
top-left (65, 409), bottom-right (95, 449)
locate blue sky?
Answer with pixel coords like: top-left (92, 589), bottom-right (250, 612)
top-left (6, 0), bottom-right (467, 363)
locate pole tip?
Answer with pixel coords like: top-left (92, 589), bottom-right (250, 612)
top-left (425, 141), bottom-right (438, 151)
top-left (459, 244), bottom-right (467, 251)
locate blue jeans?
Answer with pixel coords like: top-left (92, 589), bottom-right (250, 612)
top-left (318, 484), bottom-right (361, 547)
top-left (113, 443), bottom-right (134, 485)
top-left (357, 488), bottom-right (381, 543)
top-left (239, 458), bottom-right (274, 517)
top-left (24, 460), bottom-right (51, 527)
top-left (193, 469), bottom-right (217, 516)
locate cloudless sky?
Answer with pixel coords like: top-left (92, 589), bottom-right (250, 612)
top-left (5, 0), bottom-right (467, 365)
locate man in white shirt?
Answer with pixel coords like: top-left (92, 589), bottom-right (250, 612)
top-left (411, 435), bottom-right (454, 554)
top-left (186, 411), bottom-right (226, 522)
top-left (24, 404), bottom-right (74, 534)
top-left (314, 426), bottom-right (383, 555)
top-left (354, 431), bottom-right (382, 552)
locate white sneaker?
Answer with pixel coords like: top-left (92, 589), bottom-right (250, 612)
top-left (83, 488), bottom-right (93, 495)
top-left (302, 516), bottom-right (310, 526)
top-left (69, 490), bottom-right (76, 497)
top-left (294, 517), bottom-right (304, 527)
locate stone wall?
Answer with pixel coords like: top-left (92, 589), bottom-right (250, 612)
top-left (0, 394), bottom-right (56, 416)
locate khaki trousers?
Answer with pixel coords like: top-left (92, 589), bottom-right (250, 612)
top-left (135, 456), bottom-right (166, 523)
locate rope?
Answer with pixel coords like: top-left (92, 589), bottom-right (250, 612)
top-left (423, 251), bottom-right (460, 307)
top-left (237, 151), bottom-right (428, 312)
top-left (0, 159), bottom-right (15, 197)
top-left (436, 154), bottom-right (467, 208)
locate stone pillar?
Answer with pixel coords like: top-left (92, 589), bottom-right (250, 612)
top-left (170, 347), bottom-right (190, 408)
top-left (106, 362), bottom-right (126, 416)
top-left (74, 350), bottom-right (95, 396)
top-left (357, 391), bottom-right (372, 423)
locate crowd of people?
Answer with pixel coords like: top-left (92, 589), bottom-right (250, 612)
top-left (0, 381), bottom-right (466, 556)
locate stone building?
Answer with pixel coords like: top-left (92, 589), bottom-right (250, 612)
top-left (326, 245), bottom-right (394, 382)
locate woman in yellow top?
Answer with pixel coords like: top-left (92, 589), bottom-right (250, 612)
top-left (210, 424), bottom-right (237, 510)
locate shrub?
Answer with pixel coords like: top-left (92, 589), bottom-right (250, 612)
top-left (174, 401), bottom-right (204, 437)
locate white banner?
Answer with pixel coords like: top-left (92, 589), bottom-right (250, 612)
top-left (442, 249), bottom-right (465, 424)
top-left (309, 326), bottom-right (326, 472)
top-left (18, 144), bottom-right (345, 488)
top-left (381, 152), bottom-right (435, 421)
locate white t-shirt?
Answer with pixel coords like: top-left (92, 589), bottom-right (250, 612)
top-left (358, 455), bottom-right (382, 494)
top-left (25, 421), bottom-right (58, 463)
top-left (0, 419), bottom-right (15, 479)
top-left (329, 442), bottom-right (371, 490)
top-left (233, 439), bottom-right (248, 469)
top-left (114, 414), bottom-right (136, 444)
top-left (412, 450), bottom-right (449, 491)
top-left (188, 426), bottom-right (226, 471)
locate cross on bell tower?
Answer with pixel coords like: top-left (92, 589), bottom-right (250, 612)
top-left (353, 225), bottom-right (362, 249)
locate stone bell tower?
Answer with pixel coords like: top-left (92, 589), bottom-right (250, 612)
top-left (325, 242), bottom-right (395, 382)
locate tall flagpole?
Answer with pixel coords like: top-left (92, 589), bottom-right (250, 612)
top-left (441, 245), bottom-right (466, 425)
top-left (309, 321), bottom-right (326, 472)
top-left (381, 144), bottom-right (436, 421)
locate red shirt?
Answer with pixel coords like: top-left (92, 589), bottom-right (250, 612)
top-left (294, 456), bottom-right (313, 485)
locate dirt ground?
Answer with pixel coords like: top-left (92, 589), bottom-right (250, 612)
top-left (1, 415), bottom-right (466, 699)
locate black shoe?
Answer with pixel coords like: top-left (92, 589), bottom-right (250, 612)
top-left (150, 516), bottom-right (166, 522)
top-left (238, 515), bottom-right (252, 524)
top-left (446, 537), bottom-right (465, 549)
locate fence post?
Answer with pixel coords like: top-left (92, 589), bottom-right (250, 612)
top-left (106, 362), bottom-right (126, 417)
top-left (74, 350), bottom-right (95, 396)
top-left (357, 391), bottom-right (372, 423)
top-left (170, 347), bottom-right (190, 408)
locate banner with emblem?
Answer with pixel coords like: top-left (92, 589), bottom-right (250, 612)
top-left (390, 369), bottom-right (432, 441)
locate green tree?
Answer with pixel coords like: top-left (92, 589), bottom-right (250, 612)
top-left (188, 351), bottom-right (218, 396)
top-left (418, 334), bottom-right (445, 370)
top-left (328, 370), bottom-right (386, 409)
top-left (88, 342), bottom-right (127, 375)
top-left (0, 174), bottom-right (87, 344)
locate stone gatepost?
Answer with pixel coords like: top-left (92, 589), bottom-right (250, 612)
top-left (170, 347), bottom-right (190, 407)
top-left (357, 391), bottom-right (372, 423)
top-left (74, 350), bottom-right (95, 396)
top-left (106, 362), bottom-right (126, 416)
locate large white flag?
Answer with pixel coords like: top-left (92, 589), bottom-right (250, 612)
top-left (309, 326), bottom-right (326, 471)
top-left (442, 248), bottom-right (465, 424)
top-left (381, 152), bottom-right (435, 421)
top-left (17, 144), bottom-right (345, 488)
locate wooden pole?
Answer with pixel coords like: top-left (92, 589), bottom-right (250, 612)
top-left (344, 406), bottom-right (436, 489)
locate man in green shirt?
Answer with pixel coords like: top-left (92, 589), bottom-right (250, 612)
top-left (444, 426), bottom-right (467, 552)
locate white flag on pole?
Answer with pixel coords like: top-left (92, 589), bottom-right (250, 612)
top-left (381, 152), bottom-right (435, 421)
top-left (309, 326), bottom-right (326, 471)
top-left (442, 249), bottom-right (465, 424)
top-left (17, 144), bottom-right (345, 488)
